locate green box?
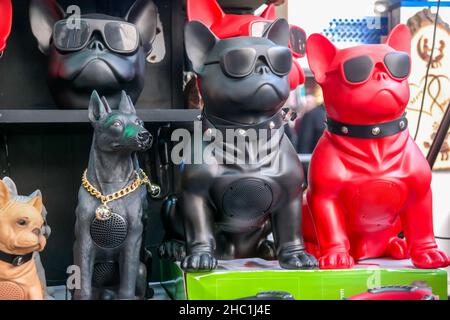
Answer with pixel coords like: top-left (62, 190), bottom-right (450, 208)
top-left (160, 258), bottom-right (448, 300)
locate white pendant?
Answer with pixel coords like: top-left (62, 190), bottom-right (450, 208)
top-left (95, 204), bottom-right (113, 221)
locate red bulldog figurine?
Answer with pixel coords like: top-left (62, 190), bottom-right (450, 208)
top-left (186, 0), bottom-right (306, 89)
top-left (303, 24), bottom-right (450, 269)
top-left (0, 0), bottom-right (12, 55)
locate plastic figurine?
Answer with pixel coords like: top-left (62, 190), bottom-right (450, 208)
top-left (159, 20), bottom-right (317, 272)
top-left (186, 0), bottom-right (306, 90)
top-left (0, 0), bottom-right (12, 56)
top-left (73, 91), bottom-right (159, 300)
top-left (0, 178), bottom-right (47, 300)
top-left (29, 0), bottom-right (158, 108)
top-left (303, 24), bottom-right (450, 269)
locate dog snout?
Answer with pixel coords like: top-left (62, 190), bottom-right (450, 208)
top-left (138, 131), bottom-right (152, 147)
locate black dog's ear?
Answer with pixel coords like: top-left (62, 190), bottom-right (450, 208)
top-left (126, 0), bottom-right (158, 55)
top-left (118, 91), bottom-right (137, 114)
top-left (185, 21), bottom-right (218, 74)
top-left (89, 91), bottom-right (111, 122)
top-left (263, 18), bottom-right (290, 47)
top-left (29, 0), bottom-right (65, 55)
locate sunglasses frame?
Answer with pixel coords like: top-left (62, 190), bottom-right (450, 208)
top-left (326, 52), bottom-right (411, 85)
top-left (205, 45), bottom-right (292, 78)
top-left (52, 18), bottom-right (140, 54)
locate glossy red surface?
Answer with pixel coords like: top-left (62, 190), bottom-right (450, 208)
top-left (0, 0), bottom-right (12, 53)
top-left (186, 0), bottom-right (305, 89)
top-left (303, 25), bottom-right (450, 269)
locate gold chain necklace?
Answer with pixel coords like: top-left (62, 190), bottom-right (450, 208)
top-left (81, 169), bottom-right (161, 221)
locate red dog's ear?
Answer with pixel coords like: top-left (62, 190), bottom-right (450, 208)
top-left (187, 0), bottom-right (224, 27)
top-left (0, 179), bottom-right (11, 209)
top-left (261, 4), bottom-right (277, 20)
top-left (306, 33), bottom-right (337, 84)
top-left (386, 24), bottom-right (411, 54)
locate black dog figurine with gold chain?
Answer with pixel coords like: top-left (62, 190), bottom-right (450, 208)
top-left (73, 90), bottom-right (159, 300)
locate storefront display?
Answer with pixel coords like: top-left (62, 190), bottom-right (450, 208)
top-left (0, 178), bottom-right (47, 300)
top-left (0, 0), bottom-right (12, 56)
top-left (304, 24), bottom-right (450, 270)
top-left (0, 0), bottom-right (448, 304)
top-left (29, 0), bottom-right (159, 108)
top-left (159, 19), bottom-right (317, 272)
top-left (187, 0), bottom-right (306, 89)
top-left (72, 91), bottom-right (160, 300)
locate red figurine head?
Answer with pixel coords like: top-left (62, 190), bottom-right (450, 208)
top-left (187, 0), bottom-right (306, 89)
top-left (307, 24), bottom-right (412, 124)
top-left (0, 0), bottom-right (12, 55)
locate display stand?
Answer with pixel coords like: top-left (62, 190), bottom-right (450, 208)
top-left (161, 258), bottom-right (448, 300)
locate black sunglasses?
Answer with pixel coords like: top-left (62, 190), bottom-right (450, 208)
top-left (205, 45), bottom-right (292, 78)
top-left (328, 52), bottom-right (411, 84)
top-left (53, 18), bottom-right (140, 53)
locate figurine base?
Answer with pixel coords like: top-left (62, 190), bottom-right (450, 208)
top-left (160, 258), bottom-right (448, 300)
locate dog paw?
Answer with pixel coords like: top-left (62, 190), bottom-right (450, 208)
top-left (411, 248), bottom-right (450, 269)
top-left (279, 250), bottom-right (318, 269)
top-left (386, 237), bottom-right (409, 259)
top-left (319, 252), bottom-right (354, 269)
top-left (256, 240), bottom-right (277, 260)
top-left (181, 252), bottom-right (217, 272)
top-left (158, 240), bottom-right (186, 261)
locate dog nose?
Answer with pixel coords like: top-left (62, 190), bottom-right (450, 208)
top-left (374, 71), bottom-right (389, 81)
top-left (88, 39), bottom-right (106, 52)
top-left (255, 65), bottom-right (271, 75)
top-left (138, 131), bottom-right (152, 145)
top-left (32, 228), bottom-right (41, 236)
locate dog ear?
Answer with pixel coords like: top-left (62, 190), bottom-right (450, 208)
top-left (2, 177), bottom-right (18, 197)
top-left (386, 24), bottom-right (411, 54)
top-left (185, 21), bottom-right (218, 74)
top-left (186, 0), bottom-right (224, 28)
top-left (261, 4), bottom-right (277, 20)
top-left (126, 0), bottom-right (158, 55)
top-left (28, 190), bottom-right (43, 214)
top-left (306, 33), bottom-right (337, 84)
top-left (0, 179), bottom-right (11, 208)
top-left (29, 0), bottom-right (65, 55)
top-left (88, 90), bottom-right (110, 122)
top-left (263, 19), bottom-right (289, 47)
top-left (118, 91), bottom-right (137, 114)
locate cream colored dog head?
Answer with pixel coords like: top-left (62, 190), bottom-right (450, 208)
top-left (0, 178), bottom-right (46, 256)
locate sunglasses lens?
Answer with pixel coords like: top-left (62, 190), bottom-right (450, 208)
top-left (222, 48), bottom-right (257, 77)
top-left (343, 55), bottom-right (374, 83)
top-left (104, 22), bottom-right (139, 52)
top-left (384, 52), bottom-right (410, 79)
top-left (289, 27), bottom-right (306, 56)
top-left (267, 47), bottom-right (292, 75)
top-left (54, 20), bottom-right (90, 51)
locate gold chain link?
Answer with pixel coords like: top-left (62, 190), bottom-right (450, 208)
top-left (81, 169), bottom-right (160, 205)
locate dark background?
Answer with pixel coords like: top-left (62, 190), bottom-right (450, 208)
top-left (0, 0), bottom-right (266, 284)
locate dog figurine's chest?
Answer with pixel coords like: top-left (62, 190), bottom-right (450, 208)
top-left (340, 178), bottom-right (407, 232)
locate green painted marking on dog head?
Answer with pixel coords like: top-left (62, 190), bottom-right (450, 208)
top-left (124, 124), bottom-right (139, 139)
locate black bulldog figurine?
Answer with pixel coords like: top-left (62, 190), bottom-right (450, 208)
top-left (159, 20), bottom-right (317, 272)
top-left (29, 0), bottom-right (158, 108)
top-left (73, 90), bottom-right (159, 300)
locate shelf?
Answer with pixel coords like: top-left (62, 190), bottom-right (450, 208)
top-left (0, 109), bottom-right (201, 124)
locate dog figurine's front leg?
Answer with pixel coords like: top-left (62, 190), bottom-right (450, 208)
top-left (180, 190), bottom-right (217, 272)
top-left (118, 219), bottom-right (143, 300)
top-left (401, 188), bottom-right (450, 269)
top-left (273, 197), bottom-right (318, 269)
